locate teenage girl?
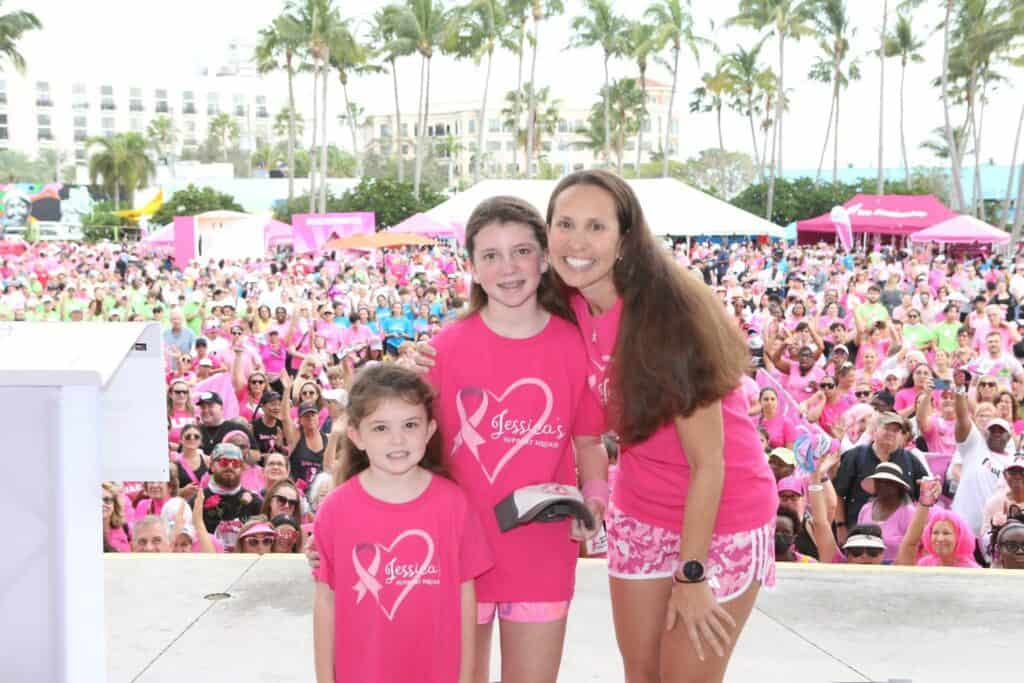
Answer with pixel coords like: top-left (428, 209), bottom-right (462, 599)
top-left (313, 364), bottom-right (492, 683)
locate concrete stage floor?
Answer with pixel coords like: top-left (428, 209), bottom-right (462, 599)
top-left (107, 557), bottom-right (1021, 682)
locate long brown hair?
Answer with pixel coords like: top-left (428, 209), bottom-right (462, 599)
top-left (463, 195), bottom-right (574, 322)
top-left (338, 364), bottom-right (448, 482)
top-left (546, 170), bottom-right (749, 443)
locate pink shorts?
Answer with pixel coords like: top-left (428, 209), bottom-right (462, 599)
top-left (477, 600), bottom-right (571, 625)
top-left (606, 501), bottom-right (776, 603)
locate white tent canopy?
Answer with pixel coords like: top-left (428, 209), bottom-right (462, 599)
top-left (426, 178), bottom-right (785, 238)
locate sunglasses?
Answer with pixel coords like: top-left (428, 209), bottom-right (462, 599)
top-left (243, 536), bottom-right (275, 549)
top-left (215, 458), bottom-right (243, 469)
top-left (999, 540), bottom-right (1024, 554)
top-left (102, 496), bottom-right (114, 505)
top-left (182, 433), bottom-right (201, 441)
top-left (855, 391), bottom-right (872, 398)
top-left (300, 390), bottom-right (317, 397)
top-left (272, 494), bottom-right (299, 508)
top-left (908, 314), bottom-right (919, 320)
top-left (980, 381), bottom-right (997, 388)
top-left (250, 379), bottom-right (266, 386)
top-left (820, 383), bottom-right (835, 390)
top-left (846, 547), bottom-right (884, 559)
top-left (172, 389), bottom-right (188, 396)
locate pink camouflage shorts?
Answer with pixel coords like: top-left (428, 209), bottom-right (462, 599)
top-left (606, 501), bottom-right (776, 603)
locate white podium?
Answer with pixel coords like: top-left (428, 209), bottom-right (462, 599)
top-left (0, 322), bottom-right (167, 682)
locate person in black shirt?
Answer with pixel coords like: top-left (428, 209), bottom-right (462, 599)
top-left (833, 412), bottom-right (929, 546)
top-left (197, 391), bottom-right (256, 454)
top-left (251, 391), bottom-right (285, 455)
top-left (201, 443), bottom-right (263, 550)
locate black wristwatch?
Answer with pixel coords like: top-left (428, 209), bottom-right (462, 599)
top-left (673, 559), bottom-right (706, 584)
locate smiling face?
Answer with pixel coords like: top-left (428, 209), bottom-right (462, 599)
top-left (347, 398), bottom-right (436, 480)
top-left (547, 183), bottom-right (622, 308)
top-left (467, 221), bottom-right (547, 314)
top-left (930, 520), bottom-right (957, 560)
top-left (998, 526), bottom-right (1024, 570)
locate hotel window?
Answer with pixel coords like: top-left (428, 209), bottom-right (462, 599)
top-left (486, 141), bottom-right (500, 152)
top-left (154, 89), bottom-right (169, 113)
top-left (184, 119), bottom-right (197, 146)
top-left (557, 118), bottom-right (568, 133)
top-left (37, 114), bottom-right (52, 140)
top-left (0, 113), bottom-right (7, 141)
top-left (102, 116), bottom-right (114, 137)
top-left (73, 115), bottom-right (87, 142)
top-left (0, 80), bottom-right (7, 105)
top-left (468, 118), bottom-right (476, 134)
top-left (36, 81), bottom-right (53, 107)
top-left (505, 141), bottom-right (515, 151)
top-left (233, 94), bottom-right (246, 117)
top-left (130, 87), bottom-right (144, 112)
top-left (100, 85), bottom-right (115, 110)
top-left (207, 93), bottom-right (220, 116)
top-left (380, 123), bottom-right (392, 137)
top-left (255, 95), bottom-right (268, 118)
top-left (72, 82), bottom-right (88, 110)
top-left (488, 118), bottom-right (500, 133)
top-left (130, 117), bottom-right (143, 132)
top-left (182, 91), bottom-right (195, 115)
top-left (75, 147), bottom-right (87, 163)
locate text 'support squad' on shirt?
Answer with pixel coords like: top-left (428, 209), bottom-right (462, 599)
top-left (427, 313), bottom-right (604, 603)
top-left (570, 294), bottom-right (778, 535)
top-left (314, 475), bottom-right (493, 683)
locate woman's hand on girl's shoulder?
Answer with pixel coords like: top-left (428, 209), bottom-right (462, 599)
top-left (412, 342), bottom-right (437, 373)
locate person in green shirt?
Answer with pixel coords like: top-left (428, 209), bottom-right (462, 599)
top-left (933, 303), bottom-right (963, 353)
top-left (855, 284), bottom-right (890, 331)
top-left (901, 309), bottom-right (935, 351)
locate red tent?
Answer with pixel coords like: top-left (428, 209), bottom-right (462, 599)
top-left (797, 194), bottom-right (955, 240)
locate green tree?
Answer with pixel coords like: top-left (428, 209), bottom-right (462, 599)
top-left (625, 20), bottom-right (657, 174)
top-left (0, 150), bottom-right (60, 183)
top-left (882, 10), bottom-right (925, 183)
top-left (525, 0), bottom-right (565, 178)
top-left (80, 201), bottom-right (127, 243)
top-left (690, 61), bottom-right (737, 153)
top-left (87, 133), bottom-right (155, 211)
top-left (808, 0), bottom-right (860, 186)
top-left (722, 38), bottom-right (773, 180)
top-left (646, 0), bottom-right (705, 179)
top-left (151, 184), bottom-right (244, 225)
top-left (208, 113), bottom-right (240, 162)
top-left (0, 3), bottom-right (41, 73)
top-left (580, 78), bottom-right (645, 175)
top-left (369, 5), bottom-right (417, 183)
top-left (329, 16), bottom-right (381, 179)
top-left (445, 0), bottom-right (514, 183)
top-left (273, 106), bottom-right (305, 142)
top-left (501, 83), bottom-right (560, 175)
top-left (273, 177), bottom-right (445, 227)
top-left (729, 0), bottom-right (815, 218)
top-left (569, 0), bottom-right (626, 166)
top-left (256, 13), bottom-right (306, 202)
top-left (146, 115), bottom-right (178, 175)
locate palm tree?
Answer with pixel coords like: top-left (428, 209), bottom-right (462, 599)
top-left (0, 4), bottom-right (41, 73)
top-left (329, 17), bottom-right (380, 179)
top-left (525, 0), bottom-right (565, 178)
top-left (919, 125), bottom-right (972, 160)
top-left (722, 39), bottom-right (772, 180)
top-left (808, 0), bottom-right (859, 186)
top-left (728, 0), bottom-right (815, 218)
top-left (394, 0), bottom-right (448, 198)
top-left (883, 10), bottom-right (925, 183)
top-left (255, 13), bottom-right (305, 202)
top-left (501, 83), bottom-right (560, 174)
top-left (569, 0), bottom-right (625, 167)
top-left (87, 133), bottom-right (155, 220)
top-left (273, 106), bottom-right (305, 142)
top-left (504, 0), bottom-right (531, 159)
top-left (146, 115), bottom-right (178, 177)
top-left (582, 78), bottom-right (645, 174)
top-left (690, 61), bottom-right (736, 153)
top-left (940, 0), bottom-right (966, 211)
top-left (876, 0), bottom-right (889, 194)
top-left (208, 113), bottom-right (240, 162)
top-left (368, 6), bottom-right (416, 183)
top-left (625, 20), bottom-right (657, 174)
top-left (647, 0), bottom-right (705, 179)
top-left (445, 0), bottom-right (514, 183)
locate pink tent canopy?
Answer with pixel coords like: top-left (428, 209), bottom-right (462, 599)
top-left (910, 215), bottom-right (1011, 245)
top-left (391, 212), bottom-right (456, 238)
top-left (798, 194), bottom-right (956, 236)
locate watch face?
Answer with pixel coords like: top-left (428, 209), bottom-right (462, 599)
top-left (682, 560), bottom-right (705, 582)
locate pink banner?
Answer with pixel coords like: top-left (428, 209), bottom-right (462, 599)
top-left (830, 206), bottom-right (853, 252)
top-left (192, 372), bottom-right (240, 421)
top-left (173, 216), bottom-right (195, 269)
top-left (291, 212), bottom-right (375, 254)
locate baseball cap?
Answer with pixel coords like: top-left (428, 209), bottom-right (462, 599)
top-left (777, 476), bottom-right (804, 496)
top-left (876, 412), bottom-right (910, 433)
top-left (322, 389), bottom-right (348, 406)
top-left (833, 344), bottom-right (849, 355)
top-left (211, 442), bottom-right (243, 463)
top-left (261, 390), bottom-right (282, 403)
top-left (987, 418), bottom-right (1012, 433)
top-left (197, 391), bottom-right (222, 405)
top-left (769, 447), bottom-right (797, 466)
top-left (1005, 453), bottom-right (1024, 472)
top-left (298, 401), bottom-right (319, 416)
top-left (494, 483), bottom-right (595, 533)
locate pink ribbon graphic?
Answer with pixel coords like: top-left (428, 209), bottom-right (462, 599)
top-left (453, 388), bottom-right (488, 460)
top-left (352, 544), bottom-right (383, 604)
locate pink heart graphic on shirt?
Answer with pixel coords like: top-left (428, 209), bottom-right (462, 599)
top-left (352, 529), bottom-right (435, 622)
top-left (453, 378), bottom-right (554, 484)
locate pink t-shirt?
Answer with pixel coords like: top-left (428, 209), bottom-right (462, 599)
top-left (570, 295), bottom-right (778, 535)
top-left (133, 497), bottom-right (168, 520)
top-left (427, 313), bottom-right (604, 602)
top-left (260, 343), bottom-right (287, 375)
top-left (923, 415), bottom-right (957, 457)
top-left (819, 395), bottom-right (854, 436)
top-left (857, 501), bottom-right (914, 563)
top-left (313, 474), bottom-right (492, 683)
top-left (168, 409), bottom-right (195, 445)
top-left (785, 363), bottom-right (824, 397)
top-left (760, 412), bottom-right (798, 448)
top-left (106, 526), bottom-right (131, 552)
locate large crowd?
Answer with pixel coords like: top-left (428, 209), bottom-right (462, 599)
top-left (6, 172), bottom-right (1024, 681)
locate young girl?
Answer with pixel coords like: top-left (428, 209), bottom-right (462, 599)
top-left (313, 365), bottom-right (492, 683)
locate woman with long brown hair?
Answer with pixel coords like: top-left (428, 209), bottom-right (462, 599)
top-left (545, 170), bottom-right (777, 683)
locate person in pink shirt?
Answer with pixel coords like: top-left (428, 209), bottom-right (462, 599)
top-left (856, 462), bottom-right (915, 563)
top-left (916, 387), bottom-right (958, 457)
top-left (757, 388), bottom-right (798, 449)
top-left (545, 171), bottom-right (777, 682)
top-left (259, 329), bottom-right (287, 379)
top-left (313, 365), bottom-right (492, 683)
top-left (133, 471), bottom-right (179, 519)
top-left (897, 502), bottom-right (980, 568)
top-left (166, 380), bottom-right (196, 448)
top-left (102, 483), bottom-right (131, 553)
